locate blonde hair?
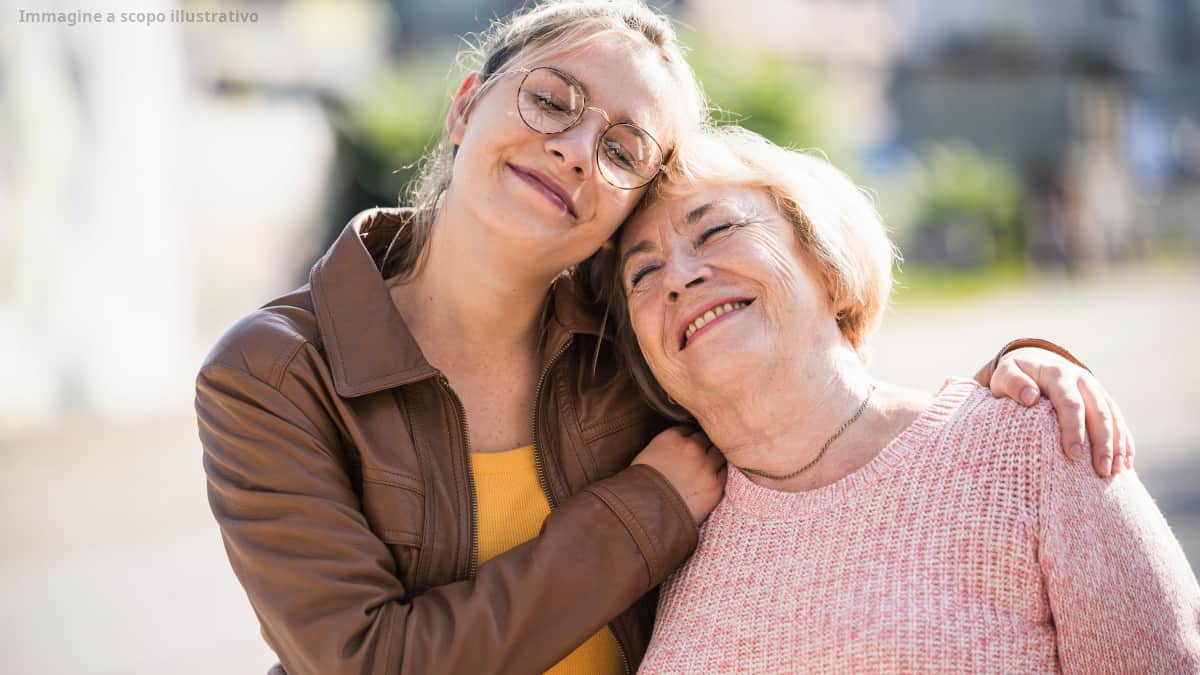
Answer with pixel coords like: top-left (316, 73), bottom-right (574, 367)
top-left (595, 126), bottom-right (899, 421)
top-left (379, 0), bottom-right (707, 281)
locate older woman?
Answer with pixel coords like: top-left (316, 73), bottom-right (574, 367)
top-left (604, 128), bottom-right (1200, 672)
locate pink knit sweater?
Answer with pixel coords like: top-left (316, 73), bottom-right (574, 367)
top-left (640, 380), bottom-right (1200, 673)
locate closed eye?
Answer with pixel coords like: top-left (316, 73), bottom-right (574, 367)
top-left (534, 92), bottom-right (568, 113)
top-left (700, 220), bottom-right (744, 243)
top-left (698, 219), bottom-right (752, 246)
top-left (629, 263), bottom-right (660, 289)
top-left (603, 138), bottom-right (636, 169)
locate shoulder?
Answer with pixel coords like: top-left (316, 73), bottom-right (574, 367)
top-left (916, 380), bottom-right (1065, 482)
top-left (199, 286), bottom-right (324, 390)
top-left (195, 289), bottom-right (345, 454)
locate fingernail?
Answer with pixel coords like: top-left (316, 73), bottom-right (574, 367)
top-left (1071, 443), bottom-right (1087, 461)
top-left (1020, 386), bottom-right (1038, 406)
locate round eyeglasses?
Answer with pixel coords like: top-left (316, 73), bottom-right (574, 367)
top-left (513, 66), bottom-right (665, 190)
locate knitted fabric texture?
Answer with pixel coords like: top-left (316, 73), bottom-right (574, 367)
top-left (640, 380), bottom-right (1200, 673)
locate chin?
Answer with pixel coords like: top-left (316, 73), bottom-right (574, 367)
top-left (677, 357), bottom-right (745, 397)
top-left (480, 207), bottom-right (564, 253)
top-left (698, 337), bottom-right (772, 383)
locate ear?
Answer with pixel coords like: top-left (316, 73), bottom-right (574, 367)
top-left (446, 72), bottom-right (484, 146)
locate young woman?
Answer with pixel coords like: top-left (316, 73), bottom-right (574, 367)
top-left (195, 2), bottom-right (1133, 673)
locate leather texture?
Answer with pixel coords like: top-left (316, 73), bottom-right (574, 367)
top-left (196, 208), bottom-right (698, 675)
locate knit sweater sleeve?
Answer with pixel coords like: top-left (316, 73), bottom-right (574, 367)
top-left (1036, 404), bottom-right (1200, 673)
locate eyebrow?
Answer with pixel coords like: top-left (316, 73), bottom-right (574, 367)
top-left (619, 199), bottom-right (727, 277)
top-left (551, 64), bottom-right (659, 132)
top-left (619, 240), bottom-right (654, 278)
top-left (685, 202), bottom-right (714, 226)
top-left (560, 67), bottom-right (591, 99)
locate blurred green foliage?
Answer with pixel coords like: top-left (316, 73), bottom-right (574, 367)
top-left (684, 36), bottom-right (827, 151)
top-left (905, 142), bottom-right (1026, 267)
top-left (331, 37), bottom-right (1028, 284)
top-left (331, 51), bottom-right (456, 216)
top-left (892, 260), bottom-right (1029, 303)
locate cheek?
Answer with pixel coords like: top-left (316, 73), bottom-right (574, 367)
top-left (738, 234), bottom-right (816, 305)
top-left (740, 232), bottom-right (799, 282)
top-left (628, 301), bottom-right (669, 368)
top-left (596, 187), bottom-right (642, 223)
top-left (628, 300), bottom-right (658, 351)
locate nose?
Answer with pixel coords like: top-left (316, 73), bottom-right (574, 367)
top-left (662, 250), bottom-right (708, 303)
top-left (544, 115), bottom-right (603, 180)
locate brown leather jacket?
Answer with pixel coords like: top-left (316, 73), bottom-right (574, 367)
top-left (196, 208), bottom-right (696, 675)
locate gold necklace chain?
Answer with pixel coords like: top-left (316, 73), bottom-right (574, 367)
top-left (740, 384), bottom-right (876, 481)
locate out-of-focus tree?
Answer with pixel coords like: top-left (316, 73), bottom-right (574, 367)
top-left (901, 142), bottom-right (1025, 267)
top-left (324, 53), bottom-right (456, 242)
top-left (684, 36), bottom-right (828, 153)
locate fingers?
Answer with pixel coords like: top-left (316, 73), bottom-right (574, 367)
top-left (1077, 374), bottom-right (1116, 477)
top-left (672, 426), bottom-right (723, 468)
top-left (1107, 396), bottom-right (1125, 476)
top-left (988, 356), bottom-right (1041, 407)
top-left (662, 425), bottom-right (707, 447)
top-left (1118, 401), bottom-right (1136, 470)
top-left (1038, 365), bottom-right (1090, 465)
top-left (665, 424), bottom-right (699, 438)
top-left (1107, 388), bottom-right (1136, 473)
top-left (661, 426), bottom-right (725, 474)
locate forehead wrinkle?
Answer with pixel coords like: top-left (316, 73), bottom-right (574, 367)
top-left (683, 196), bottom-right (745, 227)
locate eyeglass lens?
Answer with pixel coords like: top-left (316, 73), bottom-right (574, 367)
top-left (517, 68), bottom-right (662, 189)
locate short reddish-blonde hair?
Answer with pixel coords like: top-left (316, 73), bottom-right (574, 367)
top-left (588, 126), bottom-right (898, 421)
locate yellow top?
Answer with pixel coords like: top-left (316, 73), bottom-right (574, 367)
top-left (470, 445), bottom-right (625, 675)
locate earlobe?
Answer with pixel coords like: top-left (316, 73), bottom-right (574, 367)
top-left (447, 72), bottom-right (483, 146)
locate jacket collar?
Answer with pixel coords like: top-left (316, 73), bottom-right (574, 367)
top-left (310, 208), bottom-right (608, 398)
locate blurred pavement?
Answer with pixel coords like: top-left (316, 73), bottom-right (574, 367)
top-left (1, 264), bottom-right (1196, 674)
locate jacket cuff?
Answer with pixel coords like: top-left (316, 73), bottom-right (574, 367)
top-left (583, 463), bottom-right (699, 588)
top-left (987, 337), bottom-right (1091, 381)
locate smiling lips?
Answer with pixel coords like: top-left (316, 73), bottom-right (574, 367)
top-left (509, 164), bottom-right (576, 217)
top-left (679, 299), bottom-right (754, 350)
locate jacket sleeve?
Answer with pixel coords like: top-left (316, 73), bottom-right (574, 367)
top-left (1036, 405), bottom-right (1200, 673)
top-left (197, 352), bottom-right (698, 675)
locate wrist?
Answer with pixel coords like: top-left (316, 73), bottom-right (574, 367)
top-left (989, 337), bottom-right (1091, 380)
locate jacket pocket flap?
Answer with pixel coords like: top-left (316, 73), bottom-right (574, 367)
top-left (361, 469), bottom-right (424, 546)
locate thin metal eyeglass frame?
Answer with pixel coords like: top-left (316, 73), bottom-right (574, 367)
top-left (512, 66), bottom-right (665, 190)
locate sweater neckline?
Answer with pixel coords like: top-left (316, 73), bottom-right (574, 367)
top-left (724, 379), bottom-right (979, 521)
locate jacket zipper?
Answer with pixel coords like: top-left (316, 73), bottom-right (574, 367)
top-left (528, 337), bottom-right (631, 674)
top-left (614, 628), bottom-right (631, 675)
top-left (438, 375), bottom-right (480, 580)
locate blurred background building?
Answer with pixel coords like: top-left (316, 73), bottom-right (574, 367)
top-left (2, 1), bottom-right (1197, 672)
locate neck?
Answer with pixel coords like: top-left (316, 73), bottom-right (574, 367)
top-left (690, 342), bottom-right (875, 490)
top-left (388, 203), bottom-right (556, 362)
